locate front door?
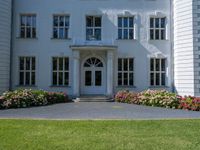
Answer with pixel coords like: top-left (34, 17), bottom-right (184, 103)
top-left (81, 57), bottom-right (106, 95)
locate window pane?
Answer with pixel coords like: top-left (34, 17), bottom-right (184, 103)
top-left (124, 29), bottom-right (128, 39)
top-left (59, 28), bottom-right (64, 38)
top-left (150, 59), bottom-right (154, 71)
top-left (20, 58), bottom-right (24, 70)
top-left (32, 57), bottom-right (35, 70)
top-left (161, 18), bottom-right (165, 28)
top-left (118, 29), bottom-right (122, 39)
top-left (53, 28), bottom-right (58, 38)
top-left (118, 17), bottom-right (122, 27)
top-left (59, 72), bottom-right (63, 85)
top-left (155, 29), bottom-right (159, 40)
top-left (53, 72), bottom-right (57, 85)
top-left (118, 73), bottom-right (122, 86)
top-left (150, 73), bottom-right (154, 86)
top-left (161, 73), bottom-right (166, 86)
top-left (161, 59), bottom-right (166, 71)
top-left (156, 73), bottom-right (160, 86)
top-left (59, 58), bottom-right (63, 70)
top-left (26, 27), bottom-right (31, 38)
top-left (129, 17), bottom-right (134, 28)
top-left (54, 16), bottom-right (59, 27)
top-left (95, 17), bottom-right (101, 27)
top-left (19, 72), bottom-right (24, 85)
top-left (156, 59), bottom-right (160, 71)
top-left (64, 28), bottom-right (68, 38)
top-left (31, 72), bottom-right (35, 85)
top-left (129, 59), bottom-right (134, 71)
top-left (65, 16), bottom-right (69, 27)
top-left (124, 73), bottom-right (128, 86)
top-left (161, 29), bottom-right (165, 40)
top-left (150, 29), bottom-right (154, 40)
top-left (118, 59), bottom-right (122, 71)
top-left (65, 58), bottom-right (69, 71)
top-left (86, 16), bottom-right (93, 27)
top-left (85, 71), bottom-right (92, 86)
top-left (150, 18), bottom-right (154, 28)
top-left (124, 17), bottom-right (128, 27)
top-left (32, 16), bottom-right (36, 27)
top-left (27, 16), bottom-right (32, 26)
top-left (59, 16), bottom-right (64, 26)
top-left (25, 72), bottom-right (30, 85)
top-left (95, 29), bottom-right (101, 40)
top-left (64, 72), bottom-right (69, 85)
top-left (32, 28), bottom-right (36, 38)
top-left (95, 71), bottom-right (102, 86)
top-left (155, 18), bottom-right (160, 28)
top-left (86, 29), bottom-right (93, 40)
top-left (124, 59), bottom-right (128, 71)
top-left (129, 73), bottom-right (134, 86)
top-left (26, 58), bottom-right (31, 70)
top-left (129, 29), bottom-right (134, 39)
top-left (53, 58), bottom-right (57, 71)
top-left (20, 27), bottom-right (25, 38)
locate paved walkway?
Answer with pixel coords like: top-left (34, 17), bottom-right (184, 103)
top-left (0, 102), bottom-right (200, 120)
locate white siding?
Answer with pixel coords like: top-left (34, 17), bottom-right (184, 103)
top-left (174, 0), bottom-right (195, 96)
top-left (0, 0), bottom-right (11, 94)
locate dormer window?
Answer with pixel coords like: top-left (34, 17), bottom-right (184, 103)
top-left (86, 16), bottom-right (102, 41)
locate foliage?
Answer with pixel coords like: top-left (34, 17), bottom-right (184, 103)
top-left (178, 96), bottom-right (200, 111)
top-left (115, 90), bottom-right (138, 104)
top-left (0, 89), bottom-right (68, 109)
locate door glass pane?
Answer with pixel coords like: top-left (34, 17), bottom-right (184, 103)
top-left (85, 71), bottom-right (92, 86)
top-left (95, 71), bottom-right (102, 86)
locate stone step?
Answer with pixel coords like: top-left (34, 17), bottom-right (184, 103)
top-left (73, 95), bottom-right (114, 102)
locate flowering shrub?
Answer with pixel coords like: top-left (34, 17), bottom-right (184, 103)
top-left (115, 90), bottom-right (138, 104)
top-left (0, 89), bottom-right (68, 109)
top-left (178, 96), bottom-right (200, 111)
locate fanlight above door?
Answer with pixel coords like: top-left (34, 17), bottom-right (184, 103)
top-left (84, 57), bottom-right (103, 67)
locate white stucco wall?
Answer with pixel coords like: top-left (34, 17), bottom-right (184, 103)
top-left (12, 0), bottom-right (173, 96)
top-left (0, 0), bottom-right (11, 94)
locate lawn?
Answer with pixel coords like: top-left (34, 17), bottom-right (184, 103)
top-left (0, 120), bottom-right (200, 150)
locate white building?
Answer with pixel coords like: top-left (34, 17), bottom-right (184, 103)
top-left (0, 0), bottom-right (199, 98)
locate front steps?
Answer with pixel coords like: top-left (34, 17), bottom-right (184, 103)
top-left (73, 95), bottom-right (114, 102)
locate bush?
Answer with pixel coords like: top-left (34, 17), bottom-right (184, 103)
top-left (115, 90), bottom-right (138, 104)
top-left (178, 96), bottom-right (200, 111)
top-left (0, 89), bottom-right (68, 109)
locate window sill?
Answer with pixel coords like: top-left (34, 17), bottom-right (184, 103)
top-left (51, 38), bottom-right (72, 40)
top-left (148, 39), bottom-right (169, 42)
top-left (149, 86), bottom-right (169, 89)
top-left (116, 39), bottom-right (136, 41)
top-left (116, 86), bottom-right (136, 88)
top-left (16, 37), bottom-right (38, 40)
top-left (50, 85), bottom-right (71, 88)
top-left (16, 85), bottom-right (37, 88)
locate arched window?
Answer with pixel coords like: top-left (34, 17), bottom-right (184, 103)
top-left (84, 57), bottom-right (103, 67)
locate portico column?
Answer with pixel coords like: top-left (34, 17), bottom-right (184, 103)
top-left (73, 50), bottom-right (80, 97)
top-left (107, 50), bottom-right (114, 96)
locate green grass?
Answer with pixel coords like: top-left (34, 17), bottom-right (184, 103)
top-left (0, 119), bottom-right (200, 150)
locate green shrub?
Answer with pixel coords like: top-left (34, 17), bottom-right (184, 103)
top-left (0, 89), bottom-right (68, 109)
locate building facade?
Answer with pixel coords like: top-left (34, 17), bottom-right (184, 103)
top-left (0, 0), bottom-right (199, 98)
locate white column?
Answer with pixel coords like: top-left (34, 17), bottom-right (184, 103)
top-left (107, 50), bottom-right (114, 96)
top-left (73, 50), bottom-right (80, 97)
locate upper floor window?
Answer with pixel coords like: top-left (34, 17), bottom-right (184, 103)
top-left (53, 15), bottom-right (70, 39)
top-left (19, 57), bottom-right (36, 86)
top-left (118, 58), bottom-right (134, 86)
top-left (86, 16), bottom-right (101, 41)
top-left (150, 17), bottom-right (166, 40)
top-left (150, 58), bottom-right (166, 86)
top-left (20, 14), bottom-right (36, 38)
top-left (118, 17), bottom-right (134, 40)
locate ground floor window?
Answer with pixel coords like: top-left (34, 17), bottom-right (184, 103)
top-left (150, 58), bottom-right (166, 86)
top-left (19, 57), bottom-right (36, 86)
top-left (118, 58), bottom-right (134, 86)
top-left (52, 57), bottom-right (69, 86)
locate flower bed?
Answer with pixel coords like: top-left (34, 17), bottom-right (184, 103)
top-left (0, 89), bottom-right (68, 109)
top-left (115, 90), bottom-right (200, 111)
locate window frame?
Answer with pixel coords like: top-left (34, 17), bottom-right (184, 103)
top-left (19, 57), bottom-right (36, 86)
top-left (86, 16), bottom-right (102, 41)
top-left (52, 15), bottom-right (70, 39)
top-left (20, 14), bottom-right (37, 39)
top-left (149, 17), bottom-right (166, 40)
top-left (52, 57), bottom-right (70, 86)
top-left (150, 58), bottom-right (166, 87)
top-left (117, 58), bottom-right (134, 87)
top-left (118, 16), bottom-right (135, 40)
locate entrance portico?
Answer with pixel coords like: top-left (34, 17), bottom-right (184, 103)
top-left (70, 45), bottom-right (117, 98)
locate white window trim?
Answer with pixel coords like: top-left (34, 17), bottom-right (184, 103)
top-left (117, 58), bottom-right (134, 86)
top-left (52, 57), bottom-right (69, 86)
top-left (52, 15), bottom-right (70, 39)
top-left (19, 57), bottom-right (36, 86)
